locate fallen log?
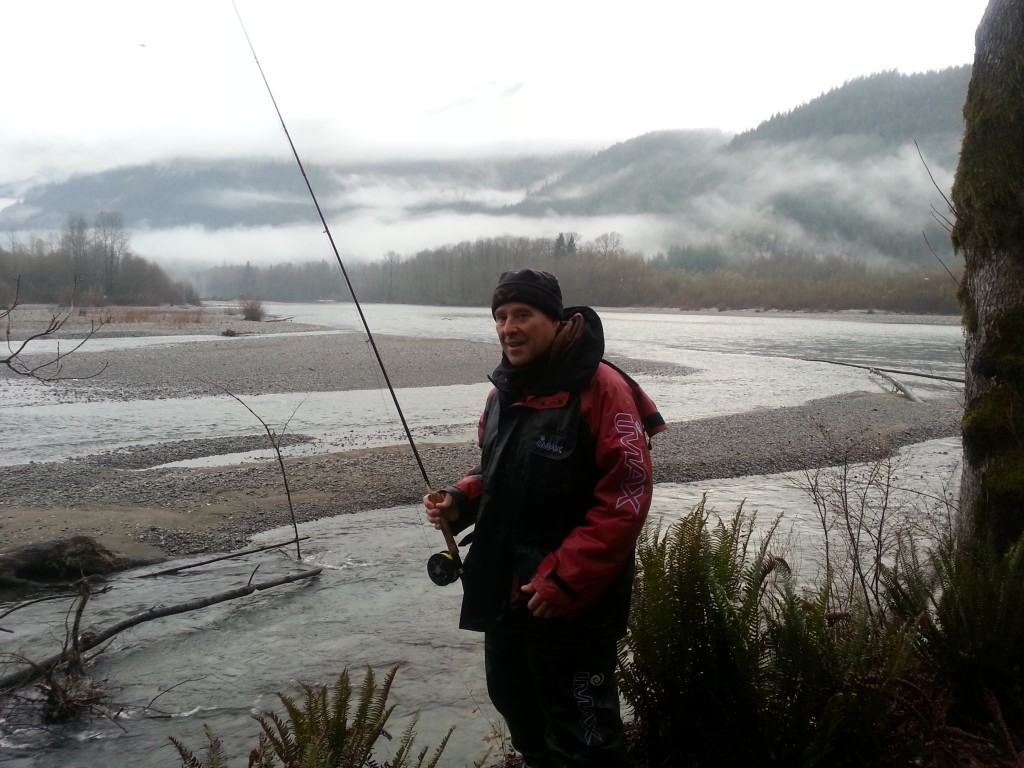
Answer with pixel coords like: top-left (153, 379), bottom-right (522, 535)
top-left (869, 368), bottom-right (921, 402)
top-left (803, 357), bottom-right (964, 384)
top-left (0, 568), bottom-right (322, 693)
top-left (136, 536), bottom-right (310, 578)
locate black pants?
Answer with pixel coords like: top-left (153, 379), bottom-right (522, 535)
top-left (484, 630), bottom-right (628, 768)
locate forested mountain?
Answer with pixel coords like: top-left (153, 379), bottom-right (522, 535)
top-left (0, 66), bottom-right (969, 269)
top-left (0, 155), bottom-right (579, 231)
top-left (732, 67), bottom-right (971, 150)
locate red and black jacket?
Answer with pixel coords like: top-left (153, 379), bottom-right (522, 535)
top-left (446, 306), bottom-right (666, 640)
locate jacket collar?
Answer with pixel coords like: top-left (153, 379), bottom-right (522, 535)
top-left (490, 305), bottom-right (604, 400)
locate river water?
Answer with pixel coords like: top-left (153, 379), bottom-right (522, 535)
top-left (0, 305), bottom-right (965, 767)
top-left (0, 304), bottom-right (963, 467)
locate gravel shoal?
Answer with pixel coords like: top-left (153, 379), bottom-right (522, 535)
top-left (0, 312), bottom-right (962, 561)
top-left (3, 323), bottom-right (687, 403)
top-left (0, 392), bottom-right (961, 560)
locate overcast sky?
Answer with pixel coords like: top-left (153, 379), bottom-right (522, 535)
top-left (1, 0), bottom-right (989, 190)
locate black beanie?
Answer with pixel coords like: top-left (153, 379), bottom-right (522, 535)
top-left (491, 269), bottom-right (563, 320)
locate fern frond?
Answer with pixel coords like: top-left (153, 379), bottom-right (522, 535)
top-left (169, 736), bottom-right (205, 768)
top-left (384, 713), bottom-right (421, 767)
top-left (168, 725), bottom-right (228, 768)
top-left (326, 666), bottom-right (354, 756)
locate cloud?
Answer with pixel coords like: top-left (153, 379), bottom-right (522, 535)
top-left (0, 0), bottom-right (986, 189)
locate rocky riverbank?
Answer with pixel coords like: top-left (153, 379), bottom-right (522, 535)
top-left (0, 392), bottom-right (961, 562)
top-left (0, 305), bottom-right (963, 567)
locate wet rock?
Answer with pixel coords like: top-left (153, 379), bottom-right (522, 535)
top-left (0, 535), bottom-right (148, 587)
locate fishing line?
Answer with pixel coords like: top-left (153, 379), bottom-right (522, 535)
top-left (229, 13), bottom-right (529, 744)
top-left (230, 1), bottom-right (463, 584)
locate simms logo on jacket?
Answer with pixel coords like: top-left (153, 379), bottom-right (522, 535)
top-left (530, 433), bottom-right (572, 458)
top-left (614, 413), bottom-right (648, 515)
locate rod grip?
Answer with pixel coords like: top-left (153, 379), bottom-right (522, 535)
top-left (428, 490), bottom-right (460, 555)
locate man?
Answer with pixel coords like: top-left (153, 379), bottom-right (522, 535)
top-left (424, 268), bottom-right (666, 768)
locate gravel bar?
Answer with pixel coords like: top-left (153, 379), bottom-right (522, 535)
top-left (0, 311), bottom-right (962, 560)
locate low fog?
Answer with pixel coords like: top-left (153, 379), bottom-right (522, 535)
top-left (1, 113), bottom-right (961, 282)
top-left (140, 133), bottom-right (958, 282)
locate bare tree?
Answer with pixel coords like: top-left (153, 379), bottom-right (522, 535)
top-left (593, 231), bottom-right (624, 257)
top-left (951, 0), bottom-right (1024, 549)
top-left (93, 211), bottom-right (130, 296)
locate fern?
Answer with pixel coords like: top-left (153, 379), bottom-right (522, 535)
top-left (169, 725), bottom-right (229, 768)
top-left (621, 501), bottom-right (930, 766)
top-left (172, 666), bottom-right (449, 768)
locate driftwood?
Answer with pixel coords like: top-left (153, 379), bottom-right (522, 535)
top-left (869, 369), bottom-right (921, 402)
top-left (803, 358), bottom-right (964, 384)
top-left (0, 568), bottom-right (322, 693)
top-left (804, 358), bottom-right (927, 402)
top-left (136, 536), bottom-right (310, 578)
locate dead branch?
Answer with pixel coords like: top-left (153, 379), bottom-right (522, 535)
top-left (922, 230), bottom-right (962, 289)
top-left (0, 591), bottom-right (82, 621)
top-left (66, 583), bottom-right (91, 675)
top-left (3, 276), bottom-right (110, 382)
top-left (140, 676), bottom-right (206, 717)
top-left (200, 380), bottom-right (309, 560)
top-left (913, 140), bottom-right (962, 289)
top-left (0, 584), bottom-right (113, 635)
top-left (914, 139), bottom-right (956, 218)
top-left (0, 568), bottom-right (322, 693)
top-left (136, 536), bottom-right (310, 578)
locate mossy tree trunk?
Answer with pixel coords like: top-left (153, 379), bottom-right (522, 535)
top-left (952, 0), bottom-right (1024, 549)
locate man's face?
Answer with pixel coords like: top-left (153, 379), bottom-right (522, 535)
top-left (494, 301), bottom-right (560, 367)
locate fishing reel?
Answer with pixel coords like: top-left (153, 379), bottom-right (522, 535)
top-left (427, 550), bottom-right (461, 586)
top-left (426, 489), bottom-right (465, 586)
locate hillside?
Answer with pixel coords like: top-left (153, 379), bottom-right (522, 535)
top-left (732, 67), bottom-right (971, 149)
top-left (0, 155), bottom-right (579, 231)
top-left (0, 66), bottom-right (969, 268)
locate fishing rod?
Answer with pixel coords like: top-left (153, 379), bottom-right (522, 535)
top-left (231, 1), bottom-right (463, 587)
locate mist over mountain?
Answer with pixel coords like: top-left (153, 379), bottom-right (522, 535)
top-left (0, 67), bottom-right (968, 270)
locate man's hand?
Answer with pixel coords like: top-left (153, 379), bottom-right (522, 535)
top-left (521, 580), bottom-right (566, 620)
top-left (423, 490), bottom-right (459, 530)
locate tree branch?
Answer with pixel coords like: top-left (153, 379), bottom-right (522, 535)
top-left (2, 276), bottom-right (110, 382)
top-left (0, 568), bottom-right (323, 693)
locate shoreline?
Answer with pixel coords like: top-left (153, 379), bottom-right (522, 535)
top-left (0, 391), bottom-right (962, 563)
top-left (0, 306), bottom-right (963, 566)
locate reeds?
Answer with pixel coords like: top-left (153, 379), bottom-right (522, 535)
top-left (109, 307), bottom-right (209, 325)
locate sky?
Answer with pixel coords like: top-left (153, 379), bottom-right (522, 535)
top-left (1, 0), bottom-right (990, 190)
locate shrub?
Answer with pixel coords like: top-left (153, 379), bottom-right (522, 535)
top-left (619, 484), bottom-right (1024, 766)
top-left (619, 503), bottom-right (929, 766)
top-left (238, 297), bottom-right (266, 321)
top-left (619, 503), bottom-right (792, 766)
top-left (883, 533), bottom-right (1024, 760)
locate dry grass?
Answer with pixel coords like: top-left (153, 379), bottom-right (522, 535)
top-left (109, 307), bottom-right (209, 325)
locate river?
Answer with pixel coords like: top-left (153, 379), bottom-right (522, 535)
top-left (0, 305), bottom-right (965, 767)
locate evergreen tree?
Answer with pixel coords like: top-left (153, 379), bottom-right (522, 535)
top-left (554, 232), bottom-right (567, 257)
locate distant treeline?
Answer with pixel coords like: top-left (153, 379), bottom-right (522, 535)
top-left (201, 235), bottom-right (961, 315)
top-left (1, 213), bottom-right (199, 306)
